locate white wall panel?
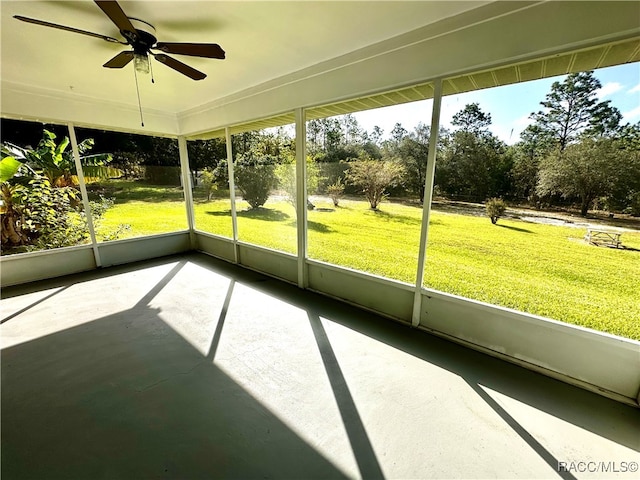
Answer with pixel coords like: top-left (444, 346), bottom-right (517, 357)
top-left (237, 244), bottom-right (298, 284)
top-left (98, 233), bottom-right (191, 267)
top-left (307, 261), bottom-right (414, 323)
top-left (195, 233), bottom-right (236, 263)
top-left (420, 289), bottom-right (640, 405)
top-left (0, 246), bottom-right (96, 287)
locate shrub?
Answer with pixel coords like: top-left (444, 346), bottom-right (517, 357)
top-left (200, 167), bottom-right (217, 200)
top-left (486, 197), bottom-right (507, 224)
top-left (234, 156), bottom-right (279, 209)
top-left (345, 158), bottom-right (404, 210)
top-left (326, 178), bottom-right (345, 206)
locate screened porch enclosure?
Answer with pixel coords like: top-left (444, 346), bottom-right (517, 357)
top-left (1, 2), bottom-right (640, 476)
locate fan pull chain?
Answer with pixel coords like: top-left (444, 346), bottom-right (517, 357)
top-left (133, 66), bottom-right (145, 127)
top-left (150, 58), bottom-right (155, 84)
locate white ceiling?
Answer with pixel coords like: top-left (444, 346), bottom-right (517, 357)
top-left (1, 1), bottom-right (489, 114)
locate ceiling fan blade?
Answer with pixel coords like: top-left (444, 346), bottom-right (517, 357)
top-left (153, 53), bottom-right (206, 80)
top-left (103, 51), bottom-right (134, 68)
top-left (13, 15), bottom-right (124, 44)
top-left (94, 1), bottom-right (138, 43)
top-left (153, 42), bottom-right (226, 59)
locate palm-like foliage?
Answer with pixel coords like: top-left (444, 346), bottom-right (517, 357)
top-left (0, 130), bottom-right (118, 251)
top-left (2, 130), bottom-right (117, 187)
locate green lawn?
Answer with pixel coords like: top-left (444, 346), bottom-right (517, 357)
top-left (89, 181), bottom-right (188, 239)
top-left (92, 182), bottom-right (640, 340)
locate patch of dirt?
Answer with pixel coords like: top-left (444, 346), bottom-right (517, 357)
top-left (430, 199), bottom-right (639, 233)
top-left (309, 195), bottom-right (640, 232)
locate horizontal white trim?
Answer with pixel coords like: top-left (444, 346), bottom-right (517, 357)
top-left (193, 229), bottom-right (233, 242)
top-left (0, 243), bottom-right (93, 262)
top-left (1, 81), bottom-right (179, 137)
top-left (178, 1), bottom-right (536, 120)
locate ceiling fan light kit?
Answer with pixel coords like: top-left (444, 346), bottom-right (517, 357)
top-left (127, 17), bottom-right (155, 74)
top-left (13, 0), bottom-right (225, 125)
top-left (133, 53), bottom-right (150, 74)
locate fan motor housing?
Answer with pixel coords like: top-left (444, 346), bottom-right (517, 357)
top-left (128, 17), bottom-right (156, 54)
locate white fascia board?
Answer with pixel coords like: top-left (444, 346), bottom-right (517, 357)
top-left (1, 81), bottom-right (179, 137)
top-left (178, 1), bottom-right (640, 137)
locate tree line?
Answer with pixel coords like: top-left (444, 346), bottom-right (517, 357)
top-left (190, 70), bottom-right (639, 215)
top-left (307, 71), bottom-right (639, 215)
top-left (3, 69), bottom-right (638, 215)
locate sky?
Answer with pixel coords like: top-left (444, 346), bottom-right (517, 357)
top-left (352, 62), bottom-right (640, 145)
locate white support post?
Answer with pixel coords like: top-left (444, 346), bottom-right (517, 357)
top-left (178, 136), bottom-right (196, 249)
top-left (67, 123), bottom-right (101, 267)
top-left (295, 108), bottom-right (308, 288)
top-left (225, 127), bottom-right (239, 264)
top-left (412, 79), bottom-right (443, 327)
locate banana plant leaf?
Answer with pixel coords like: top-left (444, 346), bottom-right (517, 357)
top-left (0, 157), bottom-right (23, 182)
top-left (1, 143), bottom-right (29, 162)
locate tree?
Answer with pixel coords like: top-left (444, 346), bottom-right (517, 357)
top-left (307, 117), bottom-right (363, 163)
top-left (602, 133), bottom-right (640, 214)
top-left (200, 168), bottom-right (217, 200)
top-left (536, 138), bottom-right (621, 216)
top-left (395, 123), bottom-right (431, 200)
top-left (618, 122), bottom-right (640, 150)
top-left (345, 155), bottom-right (404, 210)
top-left (326, 178), bottom-right (345, 206)
top-left (435, 104), bottom-right (509, 201)
top-left (530, 71), bottom-right (622, 151)
top-left (511, 124), bottom-right (554, 205)
top-left (452, 102), bottom-right (491, 134)
top-left (340, 114), bottom-right (365, 145)
top-left (370, 126), bottom-right (384, 146)
top-left (187, 138), bottom-right (227, 180)
top-left (1, 134), bottom-right (117, 252)
top-left (390, 123), bottom-right (408, 145)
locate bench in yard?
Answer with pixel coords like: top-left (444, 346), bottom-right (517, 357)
top-left (584, 229), bottom-right (622, 248)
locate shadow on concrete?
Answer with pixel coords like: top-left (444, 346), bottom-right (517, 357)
top-left (465, 380), bottom-right (577, 480)
top-left (1, 284), bottom-right (73, 325)
top-left (1, 267), bottom-right (347, 479)
top-left (308, 311), bottom-right (385, 480)
top-left (206, 279), bottom-right (235, 362)
top-left (186, 254), bottom-right (640, 454)
top-left (3, 252), bottom-right (639, 480)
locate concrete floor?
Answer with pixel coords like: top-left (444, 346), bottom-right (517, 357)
top-left (1, 253), bottom-right (638, 479)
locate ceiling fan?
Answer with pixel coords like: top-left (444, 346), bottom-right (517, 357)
top-left (14, 0), bottom-right (225, 81)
